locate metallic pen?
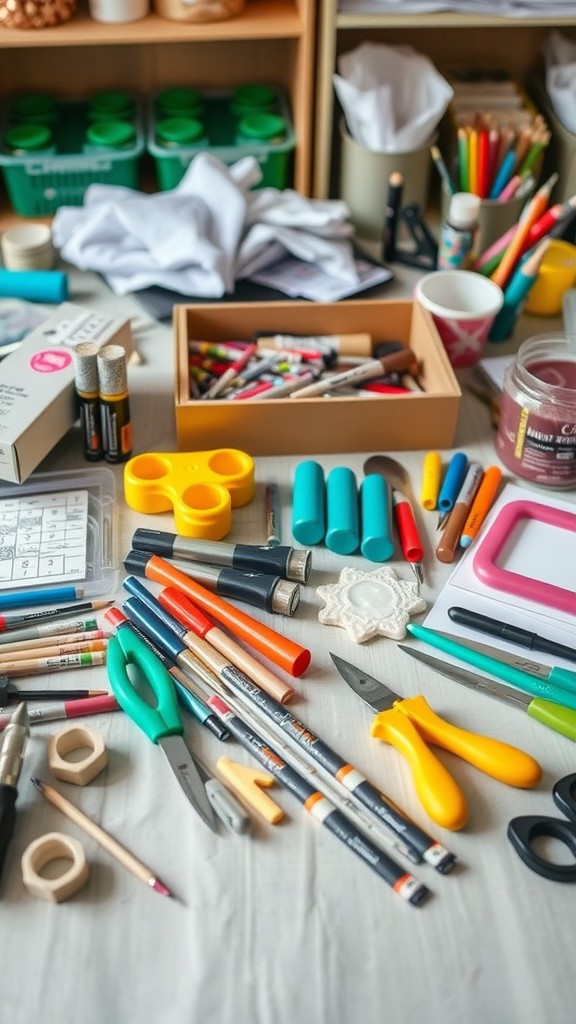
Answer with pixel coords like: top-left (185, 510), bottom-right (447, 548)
top-left (0, 703), bottom-right (29, 886)
top-left (130, 528), bottom-right (311, 583)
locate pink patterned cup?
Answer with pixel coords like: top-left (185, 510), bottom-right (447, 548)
top-left (414, 270), bottom-right (504, 368)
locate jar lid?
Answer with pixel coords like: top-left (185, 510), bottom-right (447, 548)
top-left (156, 87), bottom-right (202, 114)
top-left (4, 123), bottom-right (53, 151)
top-left (85, 120), bottom-right (136, 148)
top-left (232, 84), bottom-right (276, 110)
top-left (88, 90), bottom-right (134, 118)
top-left (11, 94), bottom-right (58, 120)
top-left (237, 113), bottom-right (286, 141)
top-left (156, 117), bottom-right (205, 145)
top-left (447, 192), bottom-right (481, 229)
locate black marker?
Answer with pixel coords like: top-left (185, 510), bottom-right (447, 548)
top-left (382, 170), bottom-right (403, 262)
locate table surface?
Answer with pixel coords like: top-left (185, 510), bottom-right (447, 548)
top-left (1, 266), bottom-right (575, 1024)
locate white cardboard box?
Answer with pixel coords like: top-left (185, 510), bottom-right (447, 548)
top-left (0, 302), bottom-right (133, 484)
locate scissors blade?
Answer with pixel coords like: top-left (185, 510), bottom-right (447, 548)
top-left (158, 736), bottom-right (218, 832)
top-left (330, 653), bottom-right (399, 712)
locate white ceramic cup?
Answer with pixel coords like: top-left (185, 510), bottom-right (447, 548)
top-left (414, 270), bottom-right (504, 369)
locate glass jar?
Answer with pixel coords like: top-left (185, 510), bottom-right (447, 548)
top-left (496, 333), bottom-right (576, 489)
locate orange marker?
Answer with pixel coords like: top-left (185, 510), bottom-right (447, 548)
top-left (459, 466), bottom-right (503, 549)
top-left (158, 587), bottom-right (294, 705)
top-left (127, 551), bottom-right (311, 677)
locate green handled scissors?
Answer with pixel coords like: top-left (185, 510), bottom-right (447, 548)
top-left (107, 625), bottom-right (217, 832)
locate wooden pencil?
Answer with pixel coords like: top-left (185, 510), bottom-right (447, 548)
top-left (31, 778), bottom-right (176, 899)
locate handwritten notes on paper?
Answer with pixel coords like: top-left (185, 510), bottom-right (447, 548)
top-left (0, 489), bottom-right (88, 590)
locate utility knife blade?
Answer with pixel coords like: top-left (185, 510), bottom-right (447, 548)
top-left (330, 653), bottom-right (399, 712)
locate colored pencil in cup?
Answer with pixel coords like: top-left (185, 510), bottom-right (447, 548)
top-left (491, 174), bottom-right (558, 290)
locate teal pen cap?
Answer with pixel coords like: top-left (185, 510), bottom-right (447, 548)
top-left (292, 460), bottom-right (326, 546)
top-left (360, 474), bottom-right (394, 562)
top-left (489, 241), bottom-right (549, 343)
top-left (325, 466), bottom-right (359, 555)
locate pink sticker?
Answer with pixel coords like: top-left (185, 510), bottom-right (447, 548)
top-left (29, 349), bottom-right (73, 374)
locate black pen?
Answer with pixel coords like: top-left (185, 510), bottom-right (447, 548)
top-left (0, 703), bottom-right (29, 887)
top-left (448, 607), bottom-right (576, 665)
top-left (382, 170), bottom-right (403, 262)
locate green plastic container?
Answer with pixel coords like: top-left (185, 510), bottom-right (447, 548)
top-left (84, 120), bottom-right (137, 150)
top-left (0, 95), bottom-right (144, 216)
top-left (147, 87), bottom-right (295, 191)
top-left (155, 117), bottom-right (206, 148)
top-left (9, 94), bottom-right (59, 126)
top-left (88, 90), bottom-right (135, 123)
top-left (156, 87), bottom-right (203, 121)
top-left (230, 84), bottom-right (278, 118)
top-left (3, 124), bottom-right (55, 154)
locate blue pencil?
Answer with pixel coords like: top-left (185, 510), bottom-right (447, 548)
top-left (0, 585), bottom-right (85, 610)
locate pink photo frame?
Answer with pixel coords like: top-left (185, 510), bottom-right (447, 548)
top-left (472, 499), bottom-right (576, 617)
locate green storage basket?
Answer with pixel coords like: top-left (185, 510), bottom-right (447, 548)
top-left (147, 87), bottom-right (295, 191)
top-left (0, 95), bottom-right (145, 217)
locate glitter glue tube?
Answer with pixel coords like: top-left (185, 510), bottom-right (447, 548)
top-left (360, 474), bottom-right (394, 562)
top-left (292, 461), bottom-right (326, 546)
top-left (97, 344), bottom-right (133, 464)
top-left (325, 467), bottom-right (359, 555)
top-left (73, 342), bottom-right (104, 462)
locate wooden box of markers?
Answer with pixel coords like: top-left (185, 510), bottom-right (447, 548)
top-left (173, 300), bottom-right (461, 456)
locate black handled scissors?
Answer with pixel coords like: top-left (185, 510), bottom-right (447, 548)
top-left (508, 773), bottom-right (576, 882)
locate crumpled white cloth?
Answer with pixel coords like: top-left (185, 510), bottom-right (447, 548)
top-left (52, 152), bottom-right (358, 297)
top-left (544, 30), bottom-right (576, 134)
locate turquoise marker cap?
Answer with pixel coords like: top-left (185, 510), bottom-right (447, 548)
top-left (360, 474), bottom-right (394, 562)
top-left (292, 461), bottom-right (325, 546)
top-left (325, 466), bottom-right (359, 555)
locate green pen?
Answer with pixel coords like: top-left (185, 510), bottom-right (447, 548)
top-left (406, 623), bottom-right (576, 712)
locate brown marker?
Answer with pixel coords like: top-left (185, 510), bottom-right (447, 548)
top-left (436, 464), bottom-right (484, 564)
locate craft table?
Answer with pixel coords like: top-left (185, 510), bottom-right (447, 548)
top-left (1, 267), bottom-right (574, 1024)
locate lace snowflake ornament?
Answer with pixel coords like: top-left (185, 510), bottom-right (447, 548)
top-left (316, 565), bottom-right (426, 643)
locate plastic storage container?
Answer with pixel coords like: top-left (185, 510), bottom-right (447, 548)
top-left (147, 86), bottom-right (295, 191)
top-left (0, 93), bottom-right (144, 216)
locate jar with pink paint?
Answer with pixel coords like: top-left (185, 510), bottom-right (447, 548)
top-left (496, 333), bottom-right (576, 489)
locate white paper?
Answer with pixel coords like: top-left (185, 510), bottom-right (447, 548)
top-left (333, 42), bottom-right (454, 153)
top-left (248, 255), bottom-right (392, 302)
top-left (0, 489), bottom-right (88, 589)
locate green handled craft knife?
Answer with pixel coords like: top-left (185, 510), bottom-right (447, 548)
top-left (435, 630), bottom-right (576, 695)
top-left (398, 645), bottom-right (576, 741)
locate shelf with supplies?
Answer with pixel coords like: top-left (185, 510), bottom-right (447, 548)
top-left (0, 0), bottom-right (315, 226)
top-left (313, 0), bottom-right (576, 203)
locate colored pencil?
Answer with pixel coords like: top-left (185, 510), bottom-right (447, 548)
top-left (0, 694), bottom-right (120, 731)
top-left (431, 144), bottom-right (456, 196)
top-left (491, 174), bottom-right (558, 289)
top-left (0, 599), bottom-right (112, 632)
top-left (0, 650), bottom-right (106, 678)
top-left (0, 586), bottom-right (87, 611)
top-left (0, 637), bottom-right (107, 665)
top-left (31, 778), bottom-right (176, 899)
top-left (0, 630), bottom-right (106, 656)
top-left (0, 618), bottom-right (101, 647)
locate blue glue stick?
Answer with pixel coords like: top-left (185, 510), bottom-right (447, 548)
top-left (325, 466), bottom-right (359, 555)
top-left (360, 474), bottom-right (394, 562)
top-left (0, 268), bottom-right (68, 304)
top-left (292, 460), bottom-right (325, 545)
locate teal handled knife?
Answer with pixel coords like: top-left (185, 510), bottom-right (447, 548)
top-left (434, 631), bottom-right (576, 695)
top-left (398, 645), bottom-right (576, 742)
top-left (406, 623), bottom-right (576, 713)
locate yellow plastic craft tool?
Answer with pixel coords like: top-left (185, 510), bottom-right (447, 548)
top-left (216, 756), bottom-right (285, 824)
top-left (123, 448), bottom-right (255, 539)
top-left (420, 451), bottom-right (442, 510)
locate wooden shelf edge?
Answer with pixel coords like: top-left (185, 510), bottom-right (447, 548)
top-left (336, 12), bottom-right (576, 30)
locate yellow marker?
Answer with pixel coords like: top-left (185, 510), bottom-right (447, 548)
top-left (216, 756), bottom-right (285, 825)
top-left (420, 452), bottom-right (442, 510)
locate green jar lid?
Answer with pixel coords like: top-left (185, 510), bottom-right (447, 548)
top-left (156, 87), bottom-right (203, 116)
top-left (231, 84), bottom-right (277, 113)
top-left (156, 117), bottom-right (205, 146)
top-left (4, 123), bottom-right (53, 152)
top-left (85, 120), bottom-right (136, 149)
top-left (10, 94), bottom-right (58, 124)
top-left (88, 90), bottom-right (134, 119)
top-left (237, 113), bottom-right (286, 142)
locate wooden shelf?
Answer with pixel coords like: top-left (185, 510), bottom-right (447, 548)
top-left (0, 0), bottom-right (304, 48)
top-left (314, 0), bottom-right (576, 199)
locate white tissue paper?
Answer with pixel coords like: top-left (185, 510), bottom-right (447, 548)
top-left (545, 30), bottom-right (576, 134)
top-left (333, 41), bottom-right (454, 154)
top-left (52, 152), bottom-right (359, 297)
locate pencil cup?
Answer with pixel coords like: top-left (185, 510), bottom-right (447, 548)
top-left (440, 184), bottom-right (531, 258)
top-left (339, 120), bottom-right (435, 241)
top-left (524, 240), bottom-right (576, 316)
top-left (414, 270), bottom-right (504, 369)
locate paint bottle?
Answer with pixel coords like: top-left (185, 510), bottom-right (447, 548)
top-left (97, 345), bottom-right (133, 464)
top-left (496, 333), bottom-right (576, 489)
top-left (73, 342), bottom-right (104, 462)
top-left (438, 192), bottom-right (480, 270)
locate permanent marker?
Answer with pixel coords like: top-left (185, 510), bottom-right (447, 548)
top-left (448, 606), bottom-right (576, 665)
top-left (436, 463), bottom-right (483, 563)
top-left (459, 466), bottom-right (503, 548)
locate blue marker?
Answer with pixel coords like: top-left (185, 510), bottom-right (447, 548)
top-left (0, 585), bottom-right (84, 610)
top-left (437, 453), bottom-right (468, 527)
